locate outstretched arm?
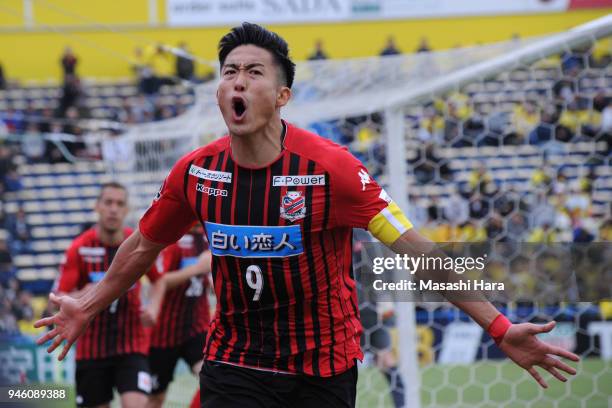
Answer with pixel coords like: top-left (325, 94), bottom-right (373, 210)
top-left (163, 251), bottom-right (212, 290)
top-left (140, 277), bottom-right (167, 327)
top-left (34, 229), bottom-right (166, 360)
top-left (389, 228), bottom-right (579, 388)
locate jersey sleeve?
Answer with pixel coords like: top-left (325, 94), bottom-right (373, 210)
top-left (55, 242), bottom-right (81, 293)
top-left (139, 156), bottom-right (197, 245)
top-left (329, 147), bottom-right (413, 246)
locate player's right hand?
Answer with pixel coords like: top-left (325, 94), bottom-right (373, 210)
top-left (34, 292), bottom-right (92, 361)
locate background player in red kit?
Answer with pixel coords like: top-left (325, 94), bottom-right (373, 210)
top-left (37, 23), bottom-right (579, 408)
top-left (53, 182), bottom-right (166, 408)
top-left (146, 225), bottom-right (212, 408)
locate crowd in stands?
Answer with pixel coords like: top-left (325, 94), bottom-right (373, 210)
top-left (0, 139), bottom-right (36, 338)
top-left (0, 41), bottom-right (207, 166)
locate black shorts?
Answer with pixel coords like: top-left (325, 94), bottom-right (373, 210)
top-left (149, 334), bottom-right (205, 394)
top-left (199, 360), bottom-right (358, 408)
top-left (75, 353), bottom-right (151, 407)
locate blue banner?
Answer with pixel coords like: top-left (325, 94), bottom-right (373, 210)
top-left (204, 222), bottom-right (303, 258)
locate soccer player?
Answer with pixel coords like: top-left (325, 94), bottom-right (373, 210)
top-left (146, 226), bottom-right (212, 408)
top-left (52, 182), bottom-right (165, 408)
top-left (37, 23), bottom-right (579, 408)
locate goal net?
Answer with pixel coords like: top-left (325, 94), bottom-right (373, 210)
top-left (107, 15), bottom-right (612, 408)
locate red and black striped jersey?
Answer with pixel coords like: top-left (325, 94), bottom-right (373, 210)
top-left (150, 233), bottom-right (211, 348)
top-left (54, 227), bottom-right (162, 360)
top-left (139, 122), bottom-right (394, 377)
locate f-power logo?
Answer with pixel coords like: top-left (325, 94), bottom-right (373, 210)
top-left (273, 175), bottom-right (326, 187)
top-left (189, 164), bottom-right (232, 183)
top-left (196, 183), bottom-right (228, 197)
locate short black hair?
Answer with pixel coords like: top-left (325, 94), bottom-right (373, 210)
top-left (97, 182), bottom-right (127, 201)
top-left (218, 22), bottom-right (296, 88)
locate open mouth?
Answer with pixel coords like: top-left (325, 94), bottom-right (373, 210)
top-left (232, 97), bottom-right (247, 119)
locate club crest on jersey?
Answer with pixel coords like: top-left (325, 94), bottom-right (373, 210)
top-left (280, 191), bottom-right (306, 222)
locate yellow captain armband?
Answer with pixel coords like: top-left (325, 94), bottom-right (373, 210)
top-left (367, 201), bottom-right (413, 246)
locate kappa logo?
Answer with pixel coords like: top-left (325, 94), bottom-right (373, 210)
top-left (379, 189), bottom-right (392, 204)
top-left (280, 191), bottom-right (306, 222)
top-left (272, 175), bottom-right (326, 187)
top-left (358, 169), bottom-right (371, 191)
top-left (138, 371), bottom-right (152, 393)
top-left (189, 165), bottom-right (232, 183)
top-left (196, 183), bottom-right (228, 197)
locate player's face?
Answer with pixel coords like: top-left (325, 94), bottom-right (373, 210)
top-left (217, 45), bottom-right (290, 136)
top-left (95, 187), bottom-right (129, 233)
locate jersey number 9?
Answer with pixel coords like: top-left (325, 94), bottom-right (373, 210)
top-left (246, 265), bottom-right (263, 301)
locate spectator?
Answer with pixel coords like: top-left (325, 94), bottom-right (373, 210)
top-left (530, 163), bottom-right (553, 191)
top-left (21, 123), bottom-right (46, 163)
top-left (599, 219), bottom-right (612, 241)
top-left (458, 220), bottom-right (486, 242)
top-left (1, 107), bottom-right (26, 133)
top-left (468, 193), bottom-right (490, 220)
top-left (47, 121), bottom-right (68, 163)
top-left (530, 192), bottom-right (557, 228)
top-left (553, 76), bottom-right (576, 104)
top-left (3, 165), bottom-right (22, 192)
top-left (443, 189), bottom-right (469, 226)
top-left (60, 46), bottom-right (78, 78)
top-left (380, 36), bottom-right (401, 57)
top-left (0, 145), bottom-right (11, 181)
top-left (405, 193), bottom-right (428, 229)
top-left (552, 167), bottom-right (570, 195)
top-left (527, 223), bottom-right (557, 243)
top-left (37, 108), bottom-right (54, 133)
top-left (308, 39), bottom-right (329, 61)
top-left (506, 213), bottom-right (528, 240)
top-left (11, 291), bottom-right (34, 322)
top-left (0, 201), bottom-right (5, 230)
top-left (565, 186), bottom-right (591, 217)
top-left (0, 231), bottom-right (16, 288)
top-left (494, 187), bottom-right (528, 218)
top-left (0, 61), bottom-right (5, 90)
top-left (601, 97), bottom-right (612, 132)
top-left (508, 100), bottom-right (539, 144)
top-left (578, 166), bottom-right (598, 194)
top-left (485, 213), bottom-right (505, 240)
top-left (0, 300), bottom-right (18, 334)
top-left (58, 74), bottom-right (82, 117)
top-left (146, 43), bottom-right (175, 88)
top-left (529, 106), bottom-right (558, 145)
top-left (468, 162), bottom-right (493, 194)
top-left (417, 104), bottom-right (444, 143)
top-left (176, 42), bottom-right (195, 81)
top-left (6, 207), bottom-right (32, 255)
top-left (416, 37), bottom-right (431, 53)
top-left (132, 46), bottom-right (156, 95)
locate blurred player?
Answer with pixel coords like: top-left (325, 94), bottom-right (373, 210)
top-left (52, 182), bottom-right (165, 408)
top-left (146, 225), bottom-right (212, 408)
top-left (38, 23), bottom-right (579, 408)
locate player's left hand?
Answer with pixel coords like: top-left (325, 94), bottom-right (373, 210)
top-left (498, 321), bottom-right (579, 388)
top-left (140, 305), bottom-right (158, 327)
